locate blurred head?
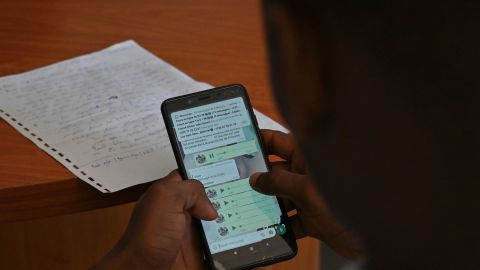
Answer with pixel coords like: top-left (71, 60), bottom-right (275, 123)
top-left (263, 0), bottom-right (480, 269)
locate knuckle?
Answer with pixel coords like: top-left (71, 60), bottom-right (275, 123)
top-left (150, 180), bottom-right (169, 193)
top-left (181, 180), bottom-right (206, 199)
top-left (146, 181), bottom-right (173, 200)
top-left (165, 170), bottom-right (182, 181)
top-left (187, 179), bottom-right (205, 191)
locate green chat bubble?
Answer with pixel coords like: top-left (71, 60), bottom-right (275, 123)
top-left (194, 140), bottom-right (258, 166)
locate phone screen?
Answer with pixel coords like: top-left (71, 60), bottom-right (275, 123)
top-left (165, 86), bottom-right (296, 269)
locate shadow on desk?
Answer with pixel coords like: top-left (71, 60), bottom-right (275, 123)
top-left (0, 203), bottom-right (320, 270)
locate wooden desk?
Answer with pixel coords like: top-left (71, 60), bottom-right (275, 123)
top-left (0, 0), bottom-right (319, 269)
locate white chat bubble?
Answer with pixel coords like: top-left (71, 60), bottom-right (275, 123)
top-left (188, 159), bottom-right (240, 187)
top-left (172, 97), bottom-right (251, 154)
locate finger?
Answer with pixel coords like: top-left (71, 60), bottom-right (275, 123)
top-left (179, 180), bottom-right (218, 220)
top-left (260, 163), bottom-right (298, 210)
top-left (141, 179), bottom-right (216, 221)
top-left (179, 216), bottom-right (205, 270)
top-left (261, 129), bottom-right (296, 161)
top-left (250, 169), bottom-right (307, 204)
top-left (270, 161), bottom-right (290, 171)
top-left (281, 198), bottom-right (296, 212)
top-left (164, 169), bottom-right (183, 182)
top-left (289, 214), bottom-right (307, 239)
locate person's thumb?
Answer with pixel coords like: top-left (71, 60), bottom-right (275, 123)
top-left (249, 169), bottom-right (307, 201)
top-left (180, 180), bottom-right (218, 221)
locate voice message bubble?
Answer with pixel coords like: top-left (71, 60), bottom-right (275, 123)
top-left (171, 97), bottom-right (251, 154)
top-left (199, 178), bottom-right (282, 248)
top-left (188, 159), bottom-right (240, 187)
top-left (193, 140), bottom-right (258, 166)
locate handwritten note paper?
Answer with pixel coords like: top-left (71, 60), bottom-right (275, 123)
top-left (0, 41), bottom-right (286, 192)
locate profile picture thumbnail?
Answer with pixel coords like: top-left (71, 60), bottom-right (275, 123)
top-left (206, 189), bottom-right (217, 198)
top-left (218, 226), bottom-right (229, 236)
top-left (215, 214), bottom-right (225, 223)
top-left (212, 201), bottom-right (221, 210)
top-left (195, 154), bottom-right (206, 164)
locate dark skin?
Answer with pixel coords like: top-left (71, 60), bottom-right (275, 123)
top-left (250, 130), bottom-right (363, 260)
top-left (92, 131), bottom-right (362, 269)
top-left (94, 1), bottom-right (362, 269)
top-left (93, 171), bottom-right (218, 270)
top-left (263, 0), bottom-right (480, 269)
top-left (95, 0), bottom-right (480, 269)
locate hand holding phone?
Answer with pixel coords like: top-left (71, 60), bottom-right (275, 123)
top-left (94, 85), bottom-right (359, 270)
top-left (92, 171), bottom-right (217, 270)
top-left (162, 84), bottom-right (297, 270)
top-left (250, 130), bottom-right (364, 260)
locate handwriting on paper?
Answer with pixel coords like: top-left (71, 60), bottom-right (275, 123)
top-left (0, 41), bottom-right (286, 192)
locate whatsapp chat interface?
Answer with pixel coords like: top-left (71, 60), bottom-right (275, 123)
top-left (171, 97), bottom-right (282, 254)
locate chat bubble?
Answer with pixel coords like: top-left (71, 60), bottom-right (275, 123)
top-left (193, 140), bottom-right (258, 166)
top-left (201, 178), bottom-right (282, 253)
top-left (188, 159), bottom-right (240, 187)
top-left (171, 97), bottom-right (251, 154)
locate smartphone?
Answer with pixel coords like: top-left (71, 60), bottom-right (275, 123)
top-left (161, 84), bottom-right (297, 269)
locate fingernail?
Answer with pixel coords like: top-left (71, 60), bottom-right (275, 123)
top-left (249, 173), bottom-right (261, 188)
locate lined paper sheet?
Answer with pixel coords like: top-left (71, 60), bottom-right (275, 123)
top-left (0, 41), bottom-right (287, 192)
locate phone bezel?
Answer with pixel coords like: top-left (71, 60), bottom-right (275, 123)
top-left (161, 83), bottom-right (297, 270)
